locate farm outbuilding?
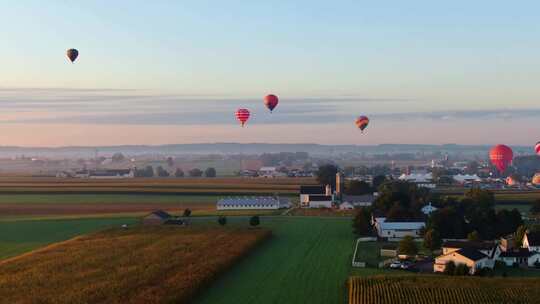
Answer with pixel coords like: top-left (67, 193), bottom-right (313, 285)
top-left (216, 196), bottom-right (291, 210)
top-left (142, 210), bottom-right (172, 225)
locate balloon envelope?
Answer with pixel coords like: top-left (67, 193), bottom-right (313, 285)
top-left (535, 141), bottom-right (540, 156)
top-left (66, 49), bottom-right (79, 63)
top-left (489, 144), bottom-right (513, 173)
top-left (355, 116), bottom-right (369, 132)
top-left (532, 173), bottom-right (540, 186)
top-left (264, 94), bottom-right (279, 112)
top-left (235, 108), bottom-right (250, 127)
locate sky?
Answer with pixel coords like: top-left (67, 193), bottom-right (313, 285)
top-left (0, 1), bottom-right (538, 146)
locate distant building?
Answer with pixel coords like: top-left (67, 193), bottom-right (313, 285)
top-left (342, 194), bottom-right (375, 207)
top-left (453, 174), bottom-right (481, 184)
top-left (258, 167), bottom-right (285, 178)
top-left (372, 214), bottom-right (425, 239)
top-left (398, 173), bottom-right (436, 189)
top-left (523, 232), bottom-right (540, 252)
top-left (299, 185), bottom-right (333, 208)
top-left (421, 202), bottom-right (438, 215)
top-left (142, 210), bottom-right (172, 225)
top-left (216, 196), bottom-right (291, 210)
top-left (498, 249), bottom-right (540, 267)
top-left (339, 202), bottom-right (354, 210)
top-left (75, 169), bottom-right (134, 179)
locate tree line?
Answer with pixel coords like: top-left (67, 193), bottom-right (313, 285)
top-left (134, 166), bottom-right (217, 178)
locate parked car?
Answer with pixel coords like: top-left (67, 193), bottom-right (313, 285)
top-left (400, 261), bottom-right (413, 270)
top-left (389, 261), bottom-right (402, 269)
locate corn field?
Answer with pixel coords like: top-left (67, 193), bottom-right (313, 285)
top-left (348, 275), bottom-right (540, 304)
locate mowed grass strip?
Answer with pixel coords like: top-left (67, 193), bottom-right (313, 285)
top-left (348, 276), bottom-right (540, 304)
top-left (0, 225), bottom-right (271, 304)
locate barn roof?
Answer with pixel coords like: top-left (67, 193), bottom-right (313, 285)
top-left (300, 185), bottom-right (325, 195)
top-left (455, 248), bottom-right (487, 261)
top-left (442, 240), bottom-right (496, 251)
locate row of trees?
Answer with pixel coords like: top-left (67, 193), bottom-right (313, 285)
top-left (135, 166), bottom-right (217, 178)
top-left (217, 215), bottom-right (260, 227)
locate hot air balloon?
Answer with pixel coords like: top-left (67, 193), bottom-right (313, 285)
top-left (235, 108), bottom-right (250, 127)
top-left (264, 94), bottom-right (279, 113)
top-left (66, 48), bottom-right (79, 63)
top-left (489, 144), bottom-right (513, 174)
top-left (355, 116), bottom-right (369, 133)
top-left (535, 141), bottom-right (540, 156)
top-left (531, 173), bottom-right (540, 186)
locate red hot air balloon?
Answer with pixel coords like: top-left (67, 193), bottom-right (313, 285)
top-left (489, 144), bottom-right (513, 173)
top-left (235, 108), bottom-right (250, 127)
top-left (264, 94), bottom-right (279, 112)
top-left (355, 116), bottom-right (370, 133)
top-left (535, 141), bottom-right (540, 156)
top-left (66, 48), bottom-right (79, 63)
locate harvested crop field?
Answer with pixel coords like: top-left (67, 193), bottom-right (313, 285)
top-left (0, 225), bottom-right (271, 303)
top-left (348, 276), bottom-right (540, 304)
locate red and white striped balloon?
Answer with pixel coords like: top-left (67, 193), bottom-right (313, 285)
top-left (235, 108), bottom-right (250, 127)
top-left (535, 141), bottom-right (540, 156)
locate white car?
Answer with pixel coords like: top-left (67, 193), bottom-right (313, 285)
top-left (389, 261), bottom-right (401, 269)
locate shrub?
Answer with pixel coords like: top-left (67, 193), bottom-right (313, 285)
top-left (218, 216), bottom-right (227, 226)
top-left (183, 209), bottom-right (192, 217)
top-left (249, 216), bottom-right (260, 227)
top-left (444, 261), bottom-right (456, 275)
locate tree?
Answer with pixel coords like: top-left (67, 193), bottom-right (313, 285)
top-left (183, 209), bottom-right (192, 217)
top-left (345, 180), bottom-right (372, 195)
top-left (135, 165), bottom-right (154, 177)
top-left (423, 229), bottom-right (442, 252)
top-left (398, 236), bottom-right (418, 256)
top-left (531, 199), bottom-right (540, 215)
top-left (218, 216), bottom-right (227, 226)
top-left (467, 230), bottom-right (481, 241)
top-left (166, 157), bottom-right (175, 167)
top-left (455, 263), bottom-right (470, 276)
top-left (111, 152), bottom-right (125, 163)
top-left (156, 166), bottom-right (170, 177)
top-left (249, 215), bottom-right (260, 227)
top-left (515, 225), bottom-right (528, 247)
top-left (386, 202), bottom-right (414, 221)
top-left (372, 175), bottom-right (387, 190)
top-left (352, 208), bottom-right (372, 236)
top-left (205, 167), bottom-right (217, 178)
top-left (189, 168), bottom-right (203, 177)
top-left (175, 168), bottom-right (185, 177)
top-left (444, 261), bottom-right (456, 275)
top-left (316, 164), bottom-right (338, 188)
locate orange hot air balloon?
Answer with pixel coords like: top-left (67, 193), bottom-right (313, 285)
top-left (489, 144), bottom-right (513, 173)
top-left (235, 108), bottom-right (250, 127)
top-left (532, 173), bottom-right (540, 186)
top-left (355, 116), bottom-right (369, 133)
top-left (66, 49), bottom-right (79, 63)
top-left (264, 94), bottom-right (279, 112)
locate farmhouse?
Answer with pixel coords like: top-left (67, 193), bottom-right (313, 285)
top-left (89, 169), bottom-right (135, 179)
top-left (441, 240), bottom-right (499, 259)
top-left (217, 196), bottom-right (291, 210)
top-left (142, 210), bottom-right (172, 225)
top-left (299, 185), bottom-right (333, 208)
top-left (434, 248), bottom-right (491, 275)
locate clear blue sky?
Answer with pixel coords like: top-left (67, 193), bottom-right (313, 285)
top-left (0, 1), bottom-right (538, 146)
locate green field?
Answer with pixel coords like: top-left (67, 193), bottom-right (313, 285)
top-left (0, 217), bottom-right (137, 260)
top-left (194, 217), bottom-right (355, 304)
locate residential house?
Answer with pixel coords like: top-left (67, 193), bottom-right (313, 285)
top-left (498, 248), bottom-right (540, 267)
top-left (434, 248), bottom-right (491, 274)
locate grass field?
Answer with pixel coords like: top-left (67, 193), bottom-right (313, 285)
top-left (348, 275), bottom-right (540, 304)
top-left (0, 217), bottom-right (137, 260)
top-left (194, 217), bottom-right (355, 304)
top-left (0, 225), bottom-right (271, 303)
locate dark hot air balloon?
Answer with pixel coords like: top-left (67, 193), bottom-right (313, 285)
top-left (264, 94), bottom-right (279, 112)
top-left (489, 144), bottom-right (513, 173)
top-left (355, 116), bottom-right (369, 133)
top-left (235, 108), bottom-right (250, 127)
top-left (66, 48), bottom-right (79, 63)
top-left (535, 141), bottom-right (540, 156)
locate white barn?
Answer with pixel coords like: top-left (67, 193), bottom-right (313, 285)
top-left (217, 196), bottom-right (291, 210)
top-left (375, 220), bottom-right (425, 239)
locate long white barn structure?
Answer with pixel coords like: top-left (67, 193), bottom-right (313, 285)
top-left (217, 196), bottom-right (291, 210)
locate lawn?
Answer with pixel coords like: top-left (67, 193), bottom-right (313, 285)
top-left (194, 217), bottom-right (356, 304)
top-left (0, 217), bottom-right (137, 260)
top-left (0, 225), bottom-right (270, 303)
